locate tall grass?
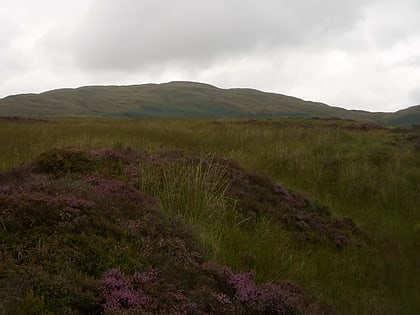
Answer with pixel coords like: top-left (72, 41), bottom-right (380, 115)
top-left (137, 155), bottom-right (231, 221)
top-left (1, 118), bottom-right (419, 314)
top-left (135, 154), bottom-right (302, 287)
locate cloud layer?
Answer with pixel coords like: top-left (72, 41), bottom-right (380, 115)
top-left (1, 0), bottom-right (420, 111)
top-left (62, 0), bottom-right (364, 70)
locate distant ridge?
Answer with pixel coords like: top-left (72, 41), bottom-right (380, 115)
top-left (0, 81), bottom-right (419, 126)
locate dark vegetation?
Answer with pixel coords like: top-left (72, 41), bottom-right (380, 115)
top-left (0, 81), bottom-right (419, 126)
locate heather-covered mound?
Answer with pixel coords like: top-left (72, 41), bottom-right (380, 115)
top-left (0, 148), bottom-right (353, 314)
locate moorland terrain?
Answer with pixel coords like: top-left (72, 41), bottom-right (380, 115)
top-left (0, 83), bottom-right (419, 314)
top-left (0, 117), bottom-right (419, 314)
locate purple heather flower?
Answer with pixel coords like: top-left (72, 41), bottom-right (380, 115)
top-left (100, 268), bottom-right (154, 314)
top-left (0, 185), bottom-right (11, 195)
top-left (131, 269), bottom-right (157, 285)
top-left (213, 292), bottom-right (232, 305)
top-left (228, 272), bottom-right (259, 306)
top-left (90, 149), bottom-right (124, 160)
top-left (84, 176), bottom-right (157, 207)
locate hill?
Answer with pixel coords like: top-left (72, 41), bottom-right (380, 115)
top-left (0, 81), bottom-right (419, 126)
top-left (378, 105), bottom-right (420, 126)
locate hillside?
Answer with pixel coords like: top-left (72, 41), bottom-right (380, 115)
top-left (1, 81), bottom-right (419, 126)
top-left (0, 81), bottom-right (375, 120)
top-left (379, 105), bottom-right (420, 126)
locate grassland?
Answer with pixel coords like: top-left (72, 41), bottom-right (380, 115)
top-left (1, 117), bottom-right (419, 314)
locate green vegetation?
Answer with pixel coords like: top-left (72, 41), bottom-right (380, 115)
top-left (1, 81), bottom-right (419, 126)
top-left (1, 117), bottom-right (419, 314)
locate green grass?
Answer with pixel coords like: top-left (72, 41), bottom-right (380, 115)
top-left (1, 117), bottom-right (419, 314)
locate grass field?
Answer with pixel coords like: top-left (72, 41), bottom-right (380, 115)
top-left (1, 117), bottom-right (419, 314)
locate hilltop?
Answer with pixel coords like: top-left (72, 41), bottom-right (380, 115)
top-left (1, 81), bottom-right (419, 126)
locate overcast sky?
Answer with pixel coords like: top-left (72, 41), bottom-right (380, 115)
top-left (1, 0), bottom-right (420, 112)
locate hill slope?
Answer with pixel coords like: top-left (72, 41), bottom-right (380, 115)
top-left (0, 81), bottom-right (419, 125)
top-left (379, 105), bottom-right (420, 126)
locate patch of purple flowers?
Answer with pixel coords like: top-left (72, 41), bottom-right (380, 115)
top-left (90, 149), bottom-right (124, 160)
top-left (0, 185), bottom-right (11, 195)
top-left (61, 196), bottom-right (96, 210)
top-left (231, 272), bottom-right (259, 306)
top-left (168, 291), bottom-right (199, 314)
top-left (131, 269), bottom-right (158, 286)
top-left (83, 176), bottom-right (157, 208)
top-left (205, 264), bottom-right (308, 313)
top-left (213, 292), bottom-right (232, 305)
top-left (100, 268), bottom-right (154, 314)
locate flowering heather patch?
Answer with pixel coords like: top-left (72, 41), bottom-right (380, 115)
top-left (100, 268), bottom-right (206, 314)
top-left (0, 184), bottom-right (11, 195)
top-left (90, 149), bottom-right (125, 160)
top-left (0, 191), bottom-right (98, 233)
top-left (203, 263), bottom-right (314, 314)
top-left (0, 169), bottom-right (164, 312)
top-left (225, 167), bottom-right (360, 247)
top-left (89, 147), bottom-right (143, 168)
top-left (61, 195), bottom-right (96, 211)
top-left (83, 176), bottom-right (157, 208)
top-left (169, 291), bottom-right (198, 312)
top-left (0, 148), bottom-right (338, 314)
top-left (131, 269), bottom-right (158, 285)
top-left (212, 291), bottom-right (234, 311)
top-left (98, 264), bottom-right (321, 315)
top-left (100, 268), bottom-right (153, 314)
top-left (227, 270), bottom-right (259, 306)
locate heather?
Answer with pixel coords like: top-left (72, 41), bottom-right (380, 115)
top-left (0, 118), bottom-right (419, 314)
top-left (0, 147), bottom-right (334, 314)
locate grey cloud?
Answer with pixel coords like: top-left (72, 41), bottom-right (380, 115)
top-left (409, 86), bottom-right (420, 105)
top-left (0, 11), bottom-right (21, 54)
top-left (0, 14), bottom-right (25, 77)
top-left (50, 0), bottom-right (366, 71)
top-left (408, 56), bottom-right (420, 68)
top-left (0, 6), bottom-right (23, 38)
top-left (400, 55), bottom-right (420, 68)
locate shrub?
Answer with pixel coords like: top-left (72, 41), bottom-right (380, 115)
top-left (33, 148), bottom-right (95, 176)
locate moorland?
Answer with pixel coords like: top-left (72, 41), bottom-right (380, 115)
top-left (0, 116), bottom-right (419, 314)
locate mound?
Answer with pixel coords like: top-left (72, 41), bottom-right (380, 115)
top-left (0, 148), bottom-right (343, 314)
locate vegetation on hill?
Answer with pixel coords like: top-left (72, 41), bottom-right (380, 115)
top-left (1, 81), bottom-right (419, 126)
top-left (0, 117), bottom-right (419, 314)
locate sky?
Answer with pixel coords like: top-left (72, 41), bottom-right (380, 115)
top-left (1, 0), bottom-right (420, 112)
